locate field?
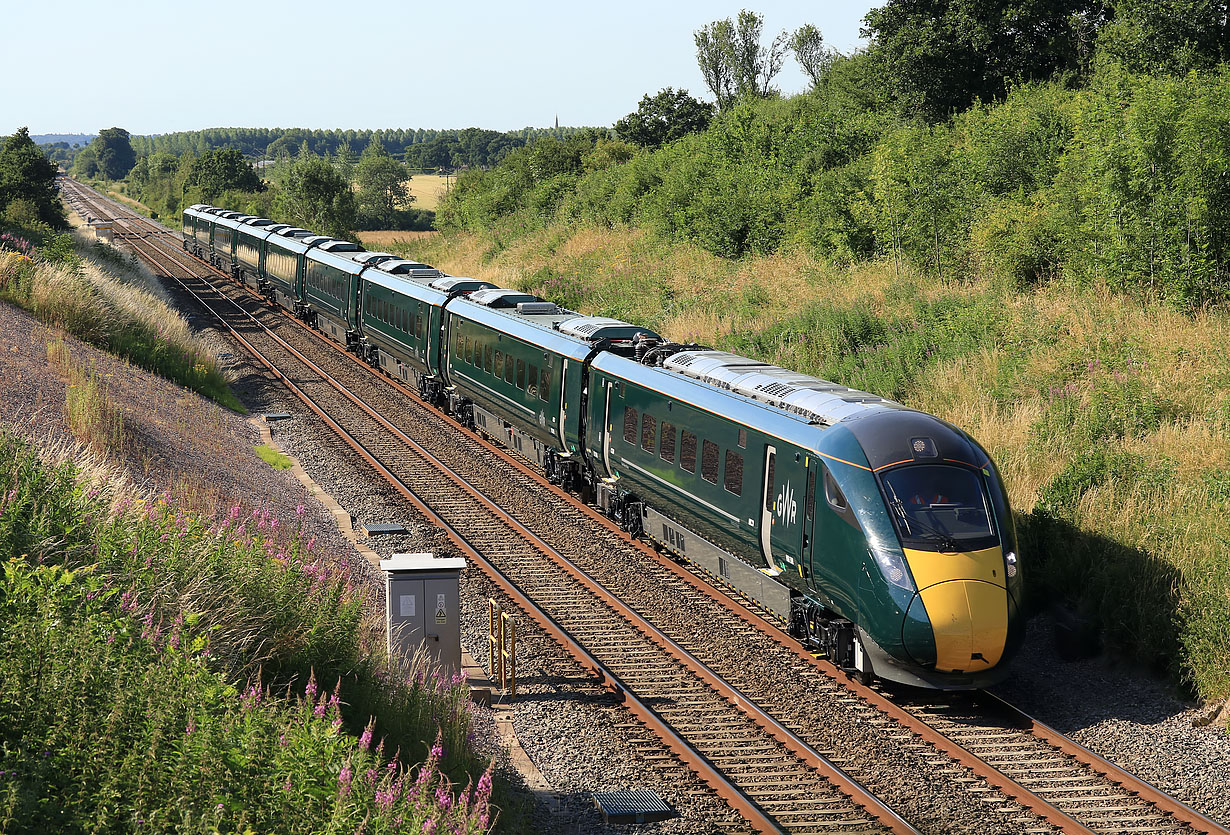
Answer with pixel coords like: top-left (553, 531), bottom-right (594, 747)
top-left (391, 223), bottom-right (1230, 703)
top-left (357, 229), bottom-right (440, 249)
top-left (405, 173), bottom-right (452, 211)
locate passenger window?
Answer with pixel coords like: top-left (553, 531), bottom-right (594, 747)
top-left (824, 468), bottom-right (847, 511)
top-left (681, 431), bottom-right (697, 473)
top-left (484, 344), bottom-right (493, 373)
top-left (641, 413), bottom-right (656, 452)
top-left (516, 358), bottom-right (526, 390)
top-left (738, 428), bottom-right (747, 448)
top-left (624, 406), bottom-right (639, 445)
top-left (494, 351), bottom-right (504, 380)
top-left (660, 422), bottom-right (676, 463)
top-left (701, 440), bottom-right (719, 484)
top-left (416, 311), bottom-right (424, 339)
top-left (452, 327), bottom-right (461, 355)
top-left (464, 337), bottom-right (473, 365)
top-left (527, 364), bottom-right (538, 398)
top-left (504, 354), bottom-right (515, 384)
top-left (539, 367), bottom-right (550, 401)
top-left (724, 451), bottom-right (743, 495)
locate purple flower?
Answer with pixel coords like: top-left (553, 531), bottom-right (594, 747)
top-left (359, 724), bottom-right (373, 751)
top-left (338, 762), bottom-right (352, 796)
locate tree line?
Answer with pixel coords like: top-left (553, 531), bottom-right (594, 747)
top-left (437, 3), bottom-right (1230, 308)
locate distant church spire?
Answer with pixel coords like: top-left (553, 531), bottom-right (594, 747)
top-left (554, 114), bottom-right (559, 129)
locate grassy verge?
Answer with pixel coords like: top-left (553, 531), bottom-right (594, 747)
top-left (394, 224), bottom-right (1230, 702)
top-left (0, 430), bottom-right (495, 832)
top-left (255, 443), bottom-right (293, 470)
top-left (0, 233), bottom-right (244, 413)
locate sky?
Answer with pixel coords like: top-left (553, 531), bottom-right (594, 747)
top-left (6, 1), bottom-right (877, 138)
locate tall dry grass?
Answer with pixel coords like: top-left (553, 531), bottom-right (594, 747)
top-left (1, 239), bottom-right (242, 412)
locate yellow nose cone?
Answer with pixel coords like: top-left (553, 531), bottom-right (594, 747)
top-left (904, 547), bottom-right (1008, 674)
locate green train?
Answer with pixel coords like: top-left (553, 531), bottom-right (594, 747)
top-left (184, 204), bottom-right (1025, 689)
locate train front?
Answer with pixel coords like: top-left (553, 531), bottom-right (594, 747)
top-left (826, 409), bottom-right (1025, 689)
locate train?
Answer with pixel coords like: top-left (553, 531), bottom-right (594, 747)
top-left (183, 203), bottom-right (1025, 690)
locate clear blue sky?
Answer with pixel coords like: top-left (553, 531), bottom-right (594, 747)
top-left (8, 1), bottom-right (877, 137)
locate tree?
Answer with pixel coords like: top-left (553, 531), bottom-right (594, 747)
top-left (356, 139), bottom-right (410, 227)
top-left (1095, 0), bottom-right (1229, 74)
top-left (273, 152), bottom-right (357, 239)
top-left (187, 148), bottom-right (263, 200)
top-left (614, 88), bottom-right (714, 149)
top-left (91, 127), bottom-right (137, 180)
top-left (0, 127), bottom-right (66, 228)
top-left (862, 0), bottom-right (1109, 120)
top-left (695, 10), bottom-right (788, 110)
top-left (791, 24), bottom-right (836, 89)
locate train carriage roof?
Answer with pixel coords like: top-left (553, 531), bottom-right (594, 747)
top-left (663, 350), bottom-right (901, 427)
top-left (305, 243), bottom-right (366, 275)
top-left (447, 295), bottom-right (594, 361)
top-left (429, 276), bottom-right (497, 295)
top-left (592, 351), bottom-right (820, 446)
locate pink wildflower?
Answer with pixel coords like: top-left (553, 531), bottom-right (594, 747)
top-left (338, 762), bottom-right (352, 796)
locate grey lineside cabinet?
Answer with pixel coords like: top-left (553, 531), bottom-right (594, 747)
top-left (381, 553), bottom-right (466, 677)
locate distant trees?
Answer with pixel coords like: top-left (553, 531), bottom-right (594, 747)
top-left (356, 140), bottom-right (410, 227)
top-left (0, 128), bottom-right (66, 230)
top-left (790, 24), bottom-right (836, 89)
top-left (614, 89), bottom-right (714, 149)
top-left (93, 128), bottom-right (138, 180)
top-left (187, 148), bottom-right (263, 201)
top-left (695, 10), bottom-right (789, 109)
top-left (274, 151), bottom-right (357, 239)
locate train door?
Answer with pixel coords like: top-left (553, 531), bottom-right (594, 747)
top-left (760, 447), bottom-right (781, 572)
top-left (764, 447), bottom-right (807, 576)
top-left (802, 461), bottom-right (816, 581)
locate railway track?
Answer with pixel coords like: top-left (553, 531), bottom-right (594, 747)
top-left (61, 179), bottom-right (914, 834)
top-left (58, 178), bottom-right (1230, 835)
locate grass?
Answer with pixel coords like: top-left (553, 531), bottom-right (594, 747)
top-left (0, 233), bottom-right (245, 413)
top-left (48, 338), bottom-right (125, 453)
top-left (392, 223), bottom-right (1230, 703)
top-left (254, 443), bottom-right (293, 470)
top-left (0, 429), bottom-right (496, 832)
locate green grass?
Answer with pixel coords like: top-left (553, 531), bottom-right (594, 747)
top-left (0, 430), bottom-right (497, 831)
top-left (254, 444), bottom-right (293, 470)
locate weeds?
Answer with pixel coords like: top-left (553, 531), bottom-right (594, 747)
top-left (0, 239), bottom-right (243, 413)
top-left (254, 443), bottom-right (293, 470)
top-left (0, 431), bottom-right (494, 832)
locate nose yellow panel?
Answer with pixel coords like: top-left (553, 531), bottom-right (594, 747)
top-left (904, 547), bottom-right (1008, 674)
top-left (918, 580), bottom-right (1008, 672)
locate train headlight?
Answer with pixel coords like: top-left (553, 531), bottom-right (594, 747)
top-left (871, 544), bottom-right (916, 592)
top-left (1005, 551), bottom-right (1018, 579)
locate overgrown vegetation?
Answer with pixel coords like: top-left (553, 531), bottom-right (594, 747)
top-left (0, 244), bottom-right (243, 413)
top-left (0, 431), bottom-right (494, 832)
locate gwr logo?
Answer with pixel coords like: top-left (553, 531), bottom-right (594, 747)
top-left (776, 482), bottom-right (797, 526)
